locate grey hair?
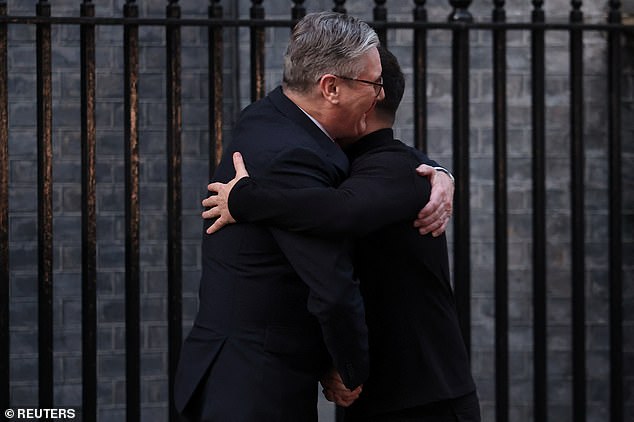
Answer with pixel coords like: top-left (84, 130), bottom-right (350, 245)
top-left (283, 11), bottom-right (380, 93)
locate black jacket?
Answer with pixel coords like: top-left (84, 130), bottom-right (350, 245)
top-left (174, 87), bottom-right (369, 422)
top-left (229, 128), bottom-right (476, 418)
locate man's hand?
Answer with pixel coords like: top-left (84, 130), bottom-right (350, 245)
top-left (320, 368), bottom-right (362, 408)
top-left (202, 152), bottom-right (249, 234)
top-left (413, 164), bottom-right (454, 237)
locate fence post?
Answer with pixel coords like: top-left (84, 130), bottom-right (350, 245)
top-left (166, 1), bottom-right (183, 420)
top-left (209, 1), bottom-right (224, 177)
top-left (291, 0), bottom-right (306, 22)
top-left (0, 0), bottom-right (8, 412)
top-left (123, 1), bottom-right (141, 421)
top-left (250, 0), bottom-right (265, 101)
top-left (35, 0), bottom-right (54, 408)
top-left (413, 0), bottom-right (428, 152)
top-left (80, 1), bottom-right (97, 420)
top-left (374, 0), bottom-right (387, 46)
top-left (492, 2), bottom-right (509, 421)
top-left (448, 0), bottom-right (473, 356)
top-left (531, 1), bottom-right (548, 421)
top-left (333, 0), bottom-right (346, 14)
top-left (607, 2), bottom-right (624, 422)
top-left (569, 2), bottom-right (586, 421)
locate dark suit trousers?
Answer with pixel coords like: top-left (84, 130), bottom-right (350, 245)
top-left (345, 391), bottom-right (480, 422)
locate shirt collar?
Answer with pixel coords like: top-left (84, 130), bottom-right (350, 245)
top-left (296, 106), bottom-right (335, 142)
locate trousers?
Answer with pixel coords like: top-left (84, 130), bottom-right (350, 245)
top-left (345, 391), bottom-right (481, 422)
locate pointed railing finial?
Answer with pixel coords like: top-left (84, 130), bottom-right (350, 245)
top-left (448, 0), bottom-right (473, 22)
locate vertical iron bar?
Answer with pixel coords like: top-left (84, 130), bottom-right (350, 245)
top-left (123, 1), bottom-right (140, 421)
top-left (448, 0), bottom-right (473, 355)
top-left (333, 0), bottom-right (346, 14)
top-left (250, 0), bottom-right (265, 102)
top-left (80, 1), bottom-right (97, 420)
top-left (166, 1), bottom-right (183, 420)
top-left (607, 2), bottom-right (623, 421)
top-left (413, 0), bottom-right (428, 152)
top-left (0, 0), bottom-right (8, 412)
top-left (493, 2), bottom-right (508, 421)
top-left (291, 0), bottom-right (306, 22)
top-left (531, 1), bottom-right (548, 421)
top-left (569, 2), bottom-right (586, 421)
top-left (373, 0), bottom-right (387, 46)
top-left (36, 0), bottom-right (54, 408)
top-left (209, 0), bottom-right (223, 176)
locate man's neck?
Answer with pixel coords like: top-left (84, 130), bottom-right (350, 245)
top-left (363, 119), bottom-right (391, 134)
top-left (337, 125), bottom-right (387, 149)
top-left (283, 86), bottom-right (336, 138)
top-left (283, 86), bottom-right (318, 117)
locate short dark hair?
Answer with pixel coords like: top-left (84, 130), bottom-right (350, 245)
top-left (375, 46), bottom-right (405, 122)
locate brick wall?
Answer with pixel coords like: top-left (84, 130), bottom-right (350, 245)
top-left (5, 1), bottom-right (633, 421)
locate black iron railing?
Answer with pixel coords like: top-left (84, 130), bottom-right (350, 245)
top-left (0, 1), bottom-right (631, 421)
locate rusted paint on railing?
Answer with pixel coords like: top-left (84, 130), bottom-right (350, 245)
top-left (166, 1), bottom-right (183, 420)
top-left (209, 0), bottom-right (224, 172)
top-left (250, 0), bottom-right (265, 101)
top-left (0, 3), bottom-right (629, 422)
top-left (36, 0), bottom-right (53, 409)
top-left (80, 1), bottom-right (97, 420)
top-left (123, 1), bottom-right (140, 421)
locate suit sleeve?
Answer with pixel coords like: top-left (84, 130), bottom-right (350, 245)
top-left (259, 147), bottom-right (369, 389)
top-left (229, 150), bottom-right (430, 237)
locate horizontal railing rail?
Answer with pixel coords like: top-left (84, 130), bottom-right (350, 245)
top-left (0, 1), bottom-right (631, 421)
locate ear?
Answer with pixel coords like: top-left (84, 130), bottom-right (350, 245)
top-left (318, 74), bottom-right (340, 104)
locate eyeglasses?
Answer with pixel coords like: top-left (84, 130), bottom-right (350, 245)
top-left (334, 75), bottom-right (384, 97)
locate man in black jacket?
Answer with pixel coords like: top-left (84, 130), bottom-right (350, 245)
top-left (203, 46), bottom-right (480, 421)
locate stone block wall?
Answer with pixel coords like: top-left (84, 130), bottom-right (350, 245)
top-left (4, 1), bottom-right (633, 421)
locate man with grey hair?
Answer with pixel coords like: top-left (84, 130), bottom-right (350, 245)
top-left (174, 11), bottom-right (453, 421)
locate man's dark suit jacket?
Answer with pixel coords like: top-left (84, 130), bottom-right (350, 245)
top-left (228, 128), bottom-right (477, 419)
top-left (174, 87), bottom-right (370, 422)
